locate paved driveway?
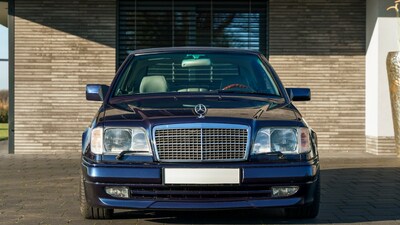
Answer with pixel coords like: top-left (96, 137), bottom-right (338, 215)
top-left (0, 151), bottom-right (399, 225)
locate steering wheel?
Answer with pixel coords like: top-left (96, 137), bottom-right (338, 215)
top-left (222, 83), bottom-right (251, 90)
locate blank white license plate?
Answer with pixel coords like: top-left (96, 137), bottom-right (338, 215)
top-left (164, 168), bottom-right (240, 184)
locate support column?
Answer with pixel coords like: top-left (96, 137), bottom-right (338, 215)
top-left (366, 0), bottom-right (398, 155)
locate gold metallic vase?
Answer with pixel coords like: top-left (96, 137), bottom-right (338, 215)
top-left (386, 51), bottom-right (400, 157)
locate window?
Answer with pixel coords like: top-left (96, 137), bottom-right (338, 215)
top-left (118, 0), bottom-right (269, 65)
top-left (113, 53), bottom-right (279, 97)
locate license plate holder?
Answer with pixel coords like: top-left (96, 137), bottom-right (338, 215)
top-left (163, 168), bottom-right (240, 184)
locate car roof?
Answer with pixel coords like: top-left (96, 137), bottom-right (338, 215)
top-left (130, 47), bottom-right (261, 56)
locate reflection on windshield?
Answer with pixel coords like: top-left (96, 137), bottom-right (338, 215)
top-left (113, 53), bottom-right (280, 97)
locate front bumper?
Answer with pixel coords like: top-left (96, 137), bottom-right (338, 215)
top-left (81, 159), bottom-right (319, 210)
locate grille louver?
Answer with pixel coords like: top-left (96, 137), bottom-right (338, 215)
top-left (153, 124), bottom-right (249, 162)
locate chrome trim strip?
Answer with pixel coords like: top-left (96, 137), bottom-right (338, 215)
top-left (152, 123), bottom-right (251, 162)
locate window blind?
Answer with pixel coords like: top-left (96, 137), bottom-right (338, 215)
top-left (118, 0), bottom-right (269, 65)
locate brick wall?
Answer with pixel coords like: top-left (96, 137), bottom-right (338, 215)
top-left (14, 0), bottom-right (116, 153)
top-left (13, 0), bottom-right (366, 154)
top-left (269, 0), bottom-right (366, 153)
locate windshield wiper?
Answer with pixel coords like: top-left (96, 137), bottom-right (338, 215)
top-left (216, 90), bottom-right (282, 97)
top-left (263, 151), bottom-right (285, 159)
top-left (115, 150), bottom-right (135, 160)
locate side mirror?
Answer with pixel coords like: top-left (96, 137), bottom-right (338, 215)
top-left (86, 84), bottom-right (109, 101)
top-left (286, 88), bottom-right (311, 101)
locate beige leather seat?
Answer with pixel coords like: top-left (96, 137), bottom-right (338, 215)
top-left (139, 76), bottom-right (168, 93)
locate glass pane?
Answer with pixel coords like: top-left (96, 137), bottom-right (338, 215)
top-left (118, 0), bottom-right (269, 66)
top-left (113, 53), bottom-right (280, 97)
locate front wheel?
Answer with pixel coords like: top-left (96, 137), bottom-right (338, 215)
top-left (285, 176), bottom-right (320, 219)
top-left (80, 172), bottom-right (113, 219)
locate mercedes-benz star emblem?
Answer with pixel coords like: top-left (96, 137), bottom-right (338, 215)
top-left (194, 104), bottom-right (207, 118)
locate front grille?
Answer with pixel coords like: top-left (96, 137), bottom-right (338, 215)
top-left (153, 124), bottom-right (249, 162)
top-left (130, 184), bottom-right (272, 200)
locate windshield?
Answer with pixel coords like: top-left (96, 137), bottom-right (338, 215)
top-left (113, 53), bottom-right (280, 97)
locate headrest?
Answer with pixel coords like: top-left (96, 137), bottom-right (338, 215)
top-left (139, 76), bottom-right (168, 93)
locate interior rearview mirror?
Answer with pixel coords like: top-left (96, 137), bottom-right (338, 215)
top-left (286, 88), bottom-right (311, 101)
top-left (86, 84), bottom-right (109, 101)
top-left (181, 58), bottom-right (211, 68)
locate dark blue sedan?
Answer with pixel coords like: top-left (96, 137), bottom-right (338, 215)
top-left (81, 47), bottom-right (320, 219)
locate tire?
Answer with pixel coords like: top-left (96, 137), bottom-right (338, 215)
top-left (80, 172), bottom-right (113, 219)
top-left (285, 175), bottom-right (320, 219)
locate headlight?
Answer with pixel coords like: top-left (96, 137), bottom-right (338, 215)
top-left (104, 128), bottom-right (132, 152)
top-left (252, 129), bottom-right (271, 154)
top-left (90, 127), bottom-right (104, 154)
top-left (270, 128), bottom-right (298, 153)
top-left (252, 127), bottom-right (311, 155)
top-left (90, 127), bottom-right (152, 155)
top-left (131, 128), bottom-right (151, 153)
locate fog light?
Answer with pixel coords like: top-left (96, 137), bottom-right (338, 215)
top-left (271, 186), bottom-right (299, 197)
top-left (105, 186), bottom-right (129, 198)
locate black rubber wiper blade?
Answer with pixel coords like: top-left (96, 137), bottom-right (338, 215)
top-left (250, 92), bottom-right (281, 97)
top-left (216, 90), bottom-right (281, 97)
top-left (263, 151), bottom-right (285, 159)
top-left (115, 150), bottom-right (135, 160)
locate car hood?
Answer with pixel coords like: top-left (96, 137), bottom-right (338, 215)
top-left (100, 95), bottom-right (301, 123)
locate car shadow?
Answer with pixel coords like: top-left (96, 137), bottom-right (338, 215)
top-left (111, 167), bottom-right (400, 224)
